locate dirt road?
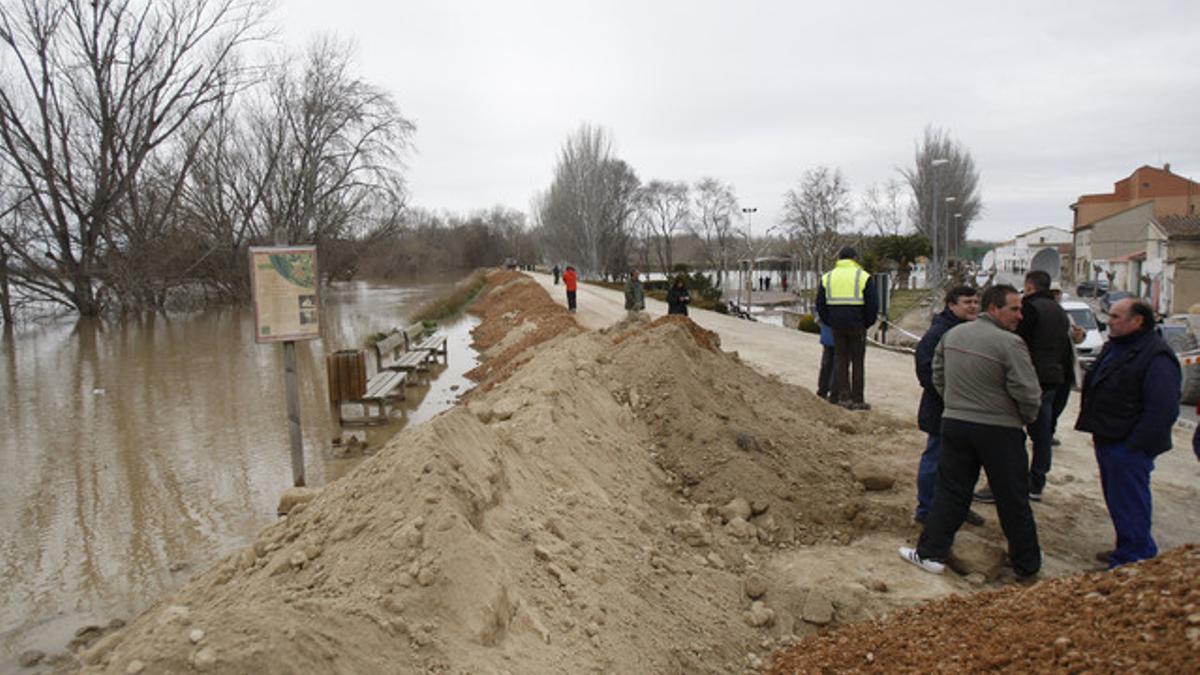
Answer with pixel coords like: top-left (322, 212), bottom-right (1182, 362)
top-left (532, 272), bottom-right (1200, 576)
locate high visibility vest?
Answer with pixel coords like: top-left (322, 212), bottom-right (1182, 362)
top-left (821, 260), bottom-right (868, 306)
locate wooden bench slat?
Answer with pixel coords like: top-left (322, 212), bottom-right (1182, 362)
top-left (362, 370), bottom-right (406, 399)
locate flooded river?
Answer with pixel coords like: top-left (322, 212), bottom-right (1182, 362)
top-left (0, 275), bottom-right (479, 666)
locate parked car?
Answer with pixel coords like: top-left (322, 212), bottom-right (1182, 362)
top-left (1060, 300), bottom-right (1106, 382)
top-left (1099, 290), bottom-right (1134, 314)
top-left (1159, 315), bottom-right (1200, 405)
top-left (1075, 278), bottom-right (1109, 297)
top-left (503, 257), bottom-right (518, 270)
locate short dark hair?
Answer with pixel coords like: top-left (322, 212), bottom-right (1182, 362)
top-left (944, 285), bottom-right (977, 307)
top-left (1128, 299), bottom-right (1156, 330)
top-left (983, 284), bottom-right (1018, 311)
top-left (1025, 270), bottom-right (1051, 292)
top-left (837, 246), bottom-right (857, 260)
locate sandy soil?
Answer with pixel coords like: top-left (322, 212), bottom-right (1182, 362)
top-left (49, 271), bottom-right (1200, 674)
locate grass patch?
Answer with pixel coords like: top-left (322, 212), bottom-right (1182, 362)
top-left (886, 288), bottom-right (929, 321)
top-left (411, 269), bottom-right (488, 324)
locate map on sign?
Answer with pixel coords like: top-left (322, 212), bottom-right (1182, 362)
top-left (249, 246), bottom-right (320, 343)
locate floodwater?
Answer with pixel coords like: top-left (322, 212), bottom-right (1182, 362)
top-left (0, 275), bottom-right (480, 666)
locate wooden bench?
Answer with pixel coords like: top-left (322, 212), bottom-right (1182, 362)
top-left (404, 323), bottom-right (448, 363)
top-left (342, 369), bottom-right (406, 425)
top-left (373, 330), bottom-right (432, 373)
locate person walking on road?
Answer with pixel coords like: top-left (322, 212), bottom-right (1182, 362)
top-left (815, 247), bottom-right (878, 410)
top-left (975, 270), bottom-right (1071, 504)
top-left (913, 285), bottom-right (985, 527)
top-left (1076, 298), bottom-right (1180, 568)
top-left (563, 265), bottom-right (578, 313)
top-left (624, 269), bottom-right (645, 320)
top-left (900, 284), bottom-right (1043, 578)
top-left (666, 276), bottom-right (691, 316)
top-left (553, 264), bottom-right (561, 285)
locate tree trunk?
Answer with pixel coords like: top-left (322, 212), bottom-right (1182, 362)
top-left (0, 243), bottom-right (11, 325)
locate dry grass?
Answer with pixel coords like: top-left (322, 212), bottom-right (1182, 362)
top-left (410, 269), bottom-right (488, 323)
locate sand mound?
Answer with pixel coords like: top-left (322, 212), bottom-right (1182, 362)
top-left (76, 273), bottom-right (919, 674)
top-left (767, 544), bottom-right (1200, 673)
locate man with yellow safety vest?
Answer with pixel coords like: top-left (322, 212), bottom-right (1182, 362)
top-left (815, 247), bottom-right (879, 410)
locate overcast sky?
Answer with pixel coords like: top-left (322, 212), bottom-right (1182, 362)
top-left (273, 0), bottom-right (1200, 242)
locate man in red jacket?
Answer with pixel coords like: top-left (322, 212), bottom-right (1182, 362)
top-left (563, 265), bottom-right (577, 313)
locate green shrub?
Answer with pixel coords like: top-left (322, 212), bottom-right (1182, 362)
top-left (797, 313), bottom-right (820, 334)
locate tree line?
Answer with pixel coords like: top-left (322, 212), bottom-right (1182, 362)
top-left (535, 124), bottom-right (982, 289)
top-left (0, 0), bottom-right (535, 324)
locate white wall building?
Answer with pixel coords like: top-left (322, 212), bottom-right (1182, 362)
top-left (979, 226), bottom-right (1072, 286)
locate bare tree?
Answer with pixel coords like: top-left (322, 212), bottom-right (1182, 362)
top-left (634, 180), bottom-right (689, 276)
top-left (781, 166), bottom-right (853, 285)
top-left (690, 177), bottom-right (739, 288)
top-left (538, 125), bottom-right (639, 277)
top-left (860, 178), bottom-right (908, 237)
top-left (900, 125), bottom-right (982, 260)
top-left (0, 0), bottom-right (266, 315)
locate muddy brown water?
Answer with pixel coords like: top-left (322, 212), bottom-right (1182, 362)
top-left (0, 276), bottom-right (479, 667)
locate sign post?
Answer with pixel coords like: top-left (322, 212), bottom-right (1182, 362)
top-left (249, 245), bottom-right (320, 487)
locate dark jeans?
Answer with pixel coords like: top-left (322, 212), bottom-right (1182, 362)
top-left (1027, 388), bottom-right (1057, 492)
top-left (916, 433), bottom-right (941, 520)
top-left (832, 323), bottom-right (866, 404)
top-left (1050, 381), bottom-right (1071, 436)
top-left (566, 290), bottom-right (576, 311)
top-left (1095, 440), bottom-right (1157, 567)
top-left (918, 418), bottom-right (1041, 576)
top-left (817, 345), bottom-right (836, 401)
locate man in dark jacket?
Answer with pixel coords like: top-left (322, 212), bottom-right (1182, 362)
top-left (976, 270), bottom-right (1071, 503)
top-left (666, 276), bottom-right (691, 316)
top-left (816, 247), bottom-right (879, 410)
top-left (1076, 298), bottom-right (1180, 567)
top-left (914, 285), bottom-right (984, 526)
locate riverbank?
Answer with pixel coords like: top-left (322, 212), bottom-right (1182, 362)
top-left (59, 270), bottom-right (1200, 673)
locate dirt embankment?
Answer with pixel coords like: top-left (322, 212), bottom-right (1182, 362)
top-left (73, 271), bottom-right (922, 674)
top-left (68, 271), bottom-right (1198, 674)
top-left (768, 544), bottom-right (1200, 673)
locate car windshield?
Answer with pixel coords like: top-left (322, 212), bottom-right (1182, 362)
top-left (1066, 308), bottom-right (1098, 330)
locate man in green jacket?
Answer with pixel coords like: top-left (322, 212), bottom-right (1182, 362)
top-left (900, 284), bottom-right (1043, 577)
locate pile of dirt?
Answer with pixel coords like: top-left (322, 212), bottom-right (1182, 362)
top-left (767, 544), bottom-right (1200, 673)
top-left (73, 273), bottom-right (922, 674)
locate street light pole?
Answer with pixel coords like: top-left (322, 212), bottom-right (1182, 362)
top-left (952, 212), bottom-right (963, 263)
top-left (930, 158), bottom-right (950, 289)
top-left (742, 207), bottom-right (757, 312)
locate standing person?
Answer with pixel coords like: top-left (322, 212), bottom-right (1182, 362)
top-left (914, 285), bottom-right (985, 527)
top-left (900, 285), bottom-right (1043, 577)
top-left (1076, 299), bottom-right (1180, 568)
top-left (781, 275), bottom-right (788, 293)
top-left (816, 318), bottom-right (838, 404)
top-left (563, 265), bottom-right (578, 313)
top-left (666, 276), bottom-right (691, 316)
top-left (975, 270), bottom-right (1071, 504)
top-left (624, 269), bottom-right (645, 320)
top-left (815, 247), bottom-right (879, 410)
top-left (553, 264), bottom-right (561, 285)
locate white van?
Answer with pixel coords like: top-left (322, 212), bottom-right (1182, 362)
top-left (1060, 299), bottom-right (1106, 379)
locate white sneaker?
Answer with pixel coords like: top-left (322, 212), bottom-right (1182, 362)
top-left (898, 546), bottom-right (945, 574)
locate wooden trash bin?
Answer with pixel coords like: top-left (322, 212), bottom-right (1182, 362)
top-left (326, 349), bottom-right (366, 404)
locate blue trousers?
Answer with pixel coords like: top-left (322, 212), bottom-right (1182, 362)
top-left (1027, 389), bottom-right (1056, 492)
top-left (916, 434), bottom-right (941, 520)
top-left (1095, 440), bottom-right (1157, 567)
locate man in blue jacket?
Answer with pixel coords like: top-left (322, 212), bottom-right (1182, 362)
top-left (1075, 298), bottom-right (1180, 568)
top-left (914, 285), bottom-right (985, 527)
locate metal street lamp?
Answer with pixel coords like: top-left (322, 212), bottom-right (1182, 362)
top-left (740, 207), bottom-right (757, 311)
top-left (952, 212), bottom-right (963, 262)
top-left (930, 159), bottom-right (950, 288)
